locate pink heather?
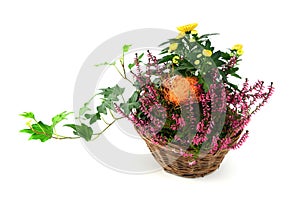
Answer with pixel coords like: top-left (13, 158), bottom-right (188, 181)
top-left (114, 51), bottom-right (274, 161)
top-left (231, 130), bottom-right (250, 149)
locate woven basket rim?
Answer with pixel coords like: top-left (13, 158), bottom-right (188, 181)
top-left (137, 129), bottom-right (242, 155)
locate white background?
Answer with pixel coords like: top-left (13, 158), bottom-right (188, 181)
top-left (1, 0), bottom-right (299, 199)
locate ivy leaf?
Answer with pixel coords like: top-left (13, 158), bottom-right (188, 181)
top-left (20, 129), bottom-right (34, 134)
top-left (120, 91), bottom-right (140, 115)
top-left (64, 123), bottom-right (93, 141)
top-left (19, 112), bottom-right (36, 120)
top-left (123, 44), bottom-right (132, 53)
top-left (30, 121), bottom-right (53, 142)
top-left (29, 134), bottom-right (51, 142)
top-left (97, 104), bottom-right (107, 115)
top-left (99, 85), bottom-right (125, 99)
top-left (90, 113), bottom-right (100, 124)
top-left (52, 111), bottom-right (73, 127)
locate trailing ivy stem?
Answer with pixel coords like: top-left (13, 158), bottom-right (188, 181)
top-left (92, 119), bottom-right (116, 141)
top-left (52, 127), bottom-right (79, 139)
top-left (101, 116), bottom-right (110, 125)
top-left (52, 136), bottom-right (80, 140)
top-left (113, 64), bottom-right (125, 79)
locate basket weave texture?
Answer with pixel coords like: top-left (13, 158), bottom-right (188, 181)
top-left (140, 133), bottom-right (240, 178)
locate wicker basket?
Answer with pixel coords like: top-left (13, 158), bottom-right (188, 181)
top-left (140, 133), bottom-right (240, 178)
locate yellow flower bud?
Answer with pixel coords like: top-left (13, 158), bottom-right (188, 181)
top-left (169, 43), bottom-right (178, 52)
top-left (172, 55), bottom-right (180, 64)
top-left (194, 60), bottom-right (200, 65)
top-left (197, 53), bottom-right (202, 58)
top-left (202, 49), bottom-right (212, 57)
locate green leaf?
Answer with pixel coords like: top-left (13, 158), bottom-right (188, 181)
top-left (231, 73), bottom-right (242, 79)
top-left (30, 121), bottom-right (53, 142)
top-left (52, 111), bottom-right (73, 126)
top-left (123, 44), bottom-right (132, 53)
top-left (227, 82), bottom-right (239, 90)
top-left (205, 40), bottom-right (211, 49)
top-left (227, 67), bottom-right (239, 75)
top-left (89, 113), bottom-right (100, 124)
top-left (120, 91), bottom-right (140, 115)
top-left (211, 50), bottom-right (222, 60)
top-left (198, 33), bottom-right (219, 40)
top-left (221, 52), bottom-right (231, 60)
top-left (64, 123), bottom-right (93, 141)
top-left (19, 112), bottom-right (35, 120)
top-left (138, 53), bottom-right (144, 60)
top-left (128, 63), bottom-right (135, 70)
top-left (79, 105), bottom-right (91, 116)
top-left (158, 55), bottom-right (174, 64)
top-left (20, 129), bottom-right (34, 134)
top-left (203, 82), bottom-right (210, 93)
top-left (128, 91), bottom-right (139, 103)
top-left (100, 85), bottom-right (125, 99)
top-left (97, 103), bottom-right (107, 115)
top-left (29, 134), bottom-right (50, 142)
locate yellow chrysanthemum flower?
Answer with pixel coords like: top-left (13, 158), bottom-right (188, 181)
top-left (177, 23), bottom-right (198, 33)
top-left (172, 55), bottom-right (180, 64)
top-left (169, 43), bottom-right (178, 52)
top-left (202, 49), bottom-right (212, 57)
top-left (232, 44), bottom-right (243, 51)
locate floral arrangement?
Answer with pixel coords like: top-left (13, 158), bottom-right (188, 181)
top-left (20, 23), bottom-right (274, 177)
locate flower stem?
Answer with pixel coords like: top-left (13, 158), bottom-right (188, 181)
top-left (92, 119), bottom-right (116, 141)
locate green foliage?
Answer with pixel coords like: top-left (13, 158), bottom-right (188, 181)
top-left (95, 84), bottom-right (125, 116)
top-left (19, 111), bottom-right (77, 142)
top-left (128, 63), bottom-right (135, 69)
top-left (30, 121), bottom-right (53, 142)
top-left (122, 44), bottom-right (131, 53)
top-left (52, 111), bottom-right (73, 127)
top-left (19, 112), bottom-right (35, 120)
top-left (64, 123), bottom-right (93, 141)
top-left (120, 91), bottom-right (140, 115)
